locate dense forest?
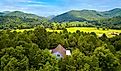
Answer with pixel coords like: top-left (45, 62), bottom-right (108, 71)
top-left (0, 27), bottom-right (121, 71)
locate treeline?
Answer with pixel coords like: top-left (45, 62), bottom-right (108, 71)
top-left (49, 22), bottom-right (95, 30)
top-left (0, 27), bottom-right (121, 71)
top-left (92, 16), bottom-right (121, 30)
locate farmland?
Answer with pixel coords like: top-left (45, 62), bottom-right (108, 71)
top-left (11, 27), bottom-right (121, 38)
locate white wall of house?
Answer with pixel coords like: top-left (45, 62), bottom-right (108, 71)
top-left (53, 52), bottom-right (63, 58)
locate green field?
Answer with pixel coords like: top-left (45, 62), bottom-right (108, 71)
top-left (11, 28), bottom-right (35, 32)
top-left (11, 27), bottom-right (121, 38)
top-left (47, 27), bottom-right (121, 38)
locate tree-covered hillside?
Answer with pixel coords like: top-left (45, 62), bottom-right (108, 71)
top-left (102, 8), bottom-right (121, 17)
top-left (94, 16), bottom-right (121, 29)
top-left (51, 10), bottom-right (102, 22)
top-left (51, 8), bottom-right (121, 22)
top-left (0, 16), bottom-right (49, 29)
top-left (0, 9), bottom-right (121, 30)
top-left (0, 11), bottom-right (45, 19)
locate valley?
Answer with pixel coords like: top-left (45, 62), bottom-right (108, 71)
top-left (1, 8), bottom-right (121, 71)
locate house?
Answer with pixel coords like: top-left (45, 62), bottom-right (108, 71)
top-left (50, 44), bottom-right (71, 58)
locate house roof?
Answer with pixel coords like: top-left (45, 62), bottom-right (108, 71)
top-left (52, 44), bottom-right (66, 57)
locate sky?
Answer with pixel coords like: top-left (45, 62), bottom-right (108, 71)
top-left (0, 0), bottom-right (121, 17)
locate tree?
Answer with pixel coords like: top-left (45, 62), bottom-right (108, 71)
top-left (63, 28), bottom-right (68, 33)
top-left (114, 40), bottom-right (121, 51)
top-left (48, 33), bottom-right (65, 49)
top-left (1, 46), bottom-right (29, 71)
top-left (28, 45), bottom-right (59, 70)
top-left (77, 35), bottom-right (102, 55)
top-left (33, 27), bottom-right (48, 49)
top-left (90, 32), bottom-right (96, 36)
top-left (93, 46), bottom-right (120, 71)
top-left (99, 33), bottom-right (108, 41)
top-left (59, 49), bottom-right (101, 71)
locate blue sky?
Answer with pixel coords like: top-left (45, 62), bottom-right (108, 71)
top-left (0, 0), bottom-right (121, 16)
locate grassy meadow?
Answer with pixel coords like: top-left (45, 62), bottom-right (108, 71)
top-left (11, 27), bottom-right (121, 38)
top-left (46, 27), bottom-right (121, 37)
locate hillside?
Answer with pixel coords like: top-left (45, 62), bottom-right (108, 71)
top-left (51, 8), bottom-right (121, 22)
top-left (102, 8), bottom-right (121, 17)
top-left (0, 16), bottom-right (49, 29)
top-left (99, 16), bottom-right (121, 24)
top-left (0, 11), bottom-right (45, 20)
top-left (50, 10), bottom-right (88, 22)
top-left (0, 12), bottom-right (5, 16)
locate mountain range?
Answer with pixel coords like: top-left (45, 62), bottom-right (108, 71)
top-left (0, 8), bottom-right (121, 23)
top-left (51, 8), bottom-right (121, 22)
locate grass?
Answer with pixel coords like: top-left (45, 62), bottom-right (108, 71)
top-left (11, 28), bottom-right (34, 32)
top-left (47, 27), bottom-right (121, 38)
top-left (46, 28), bottom-right (62, 33)
top-left (11, 27), bottom-right (121, 38)
top-left (67, 27), bottom-right (121, 37)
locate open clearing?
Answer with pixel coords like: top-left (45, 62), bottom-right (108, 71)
top-left (11, 27), bottom-right (121, 38)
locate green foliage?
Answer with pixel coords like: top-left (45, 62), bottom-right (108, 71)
top-left (93, 46), bottom-right (120, 71)
top-left (1, 46), bottom-right (29, 71)
top-left (0, 27), bottom-right (121, 71)
top-left (33, 27), bottom-right (48, 49)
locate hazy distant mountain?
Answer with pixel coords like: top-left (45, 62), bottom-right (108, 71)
top-left (0, 11), bottom-right (10, 16)
top-left (51, 8), bottom-right (121, 22)
top-left (0, 12), bottom-right (5, 16)
top-left (3, 11), bottom-right (10, 14)
top-left (46, 15), bottom-right (56, 20)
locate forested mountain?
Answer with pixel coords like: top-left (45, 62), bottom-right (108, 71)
top-left (0, 16), bottom-right (49, 29)
top-left (0, 11), bottom-right (45, 19)
top-left (102, 8), bottom-right (121, 17)
top-left (51, 10), bottom-right (102, 22)
top-left (50, 10), bottom-right (87, 22)
top-left (0, 11), bottom-right (50, 29)
top-left (51, 8), bottom-right (121, 22)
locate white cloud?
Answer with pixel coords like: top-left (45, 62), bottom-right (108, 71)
top-left (0, 5), bottom-right (29, 12)
top-left (26, 1), bottom-right (45, 4)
